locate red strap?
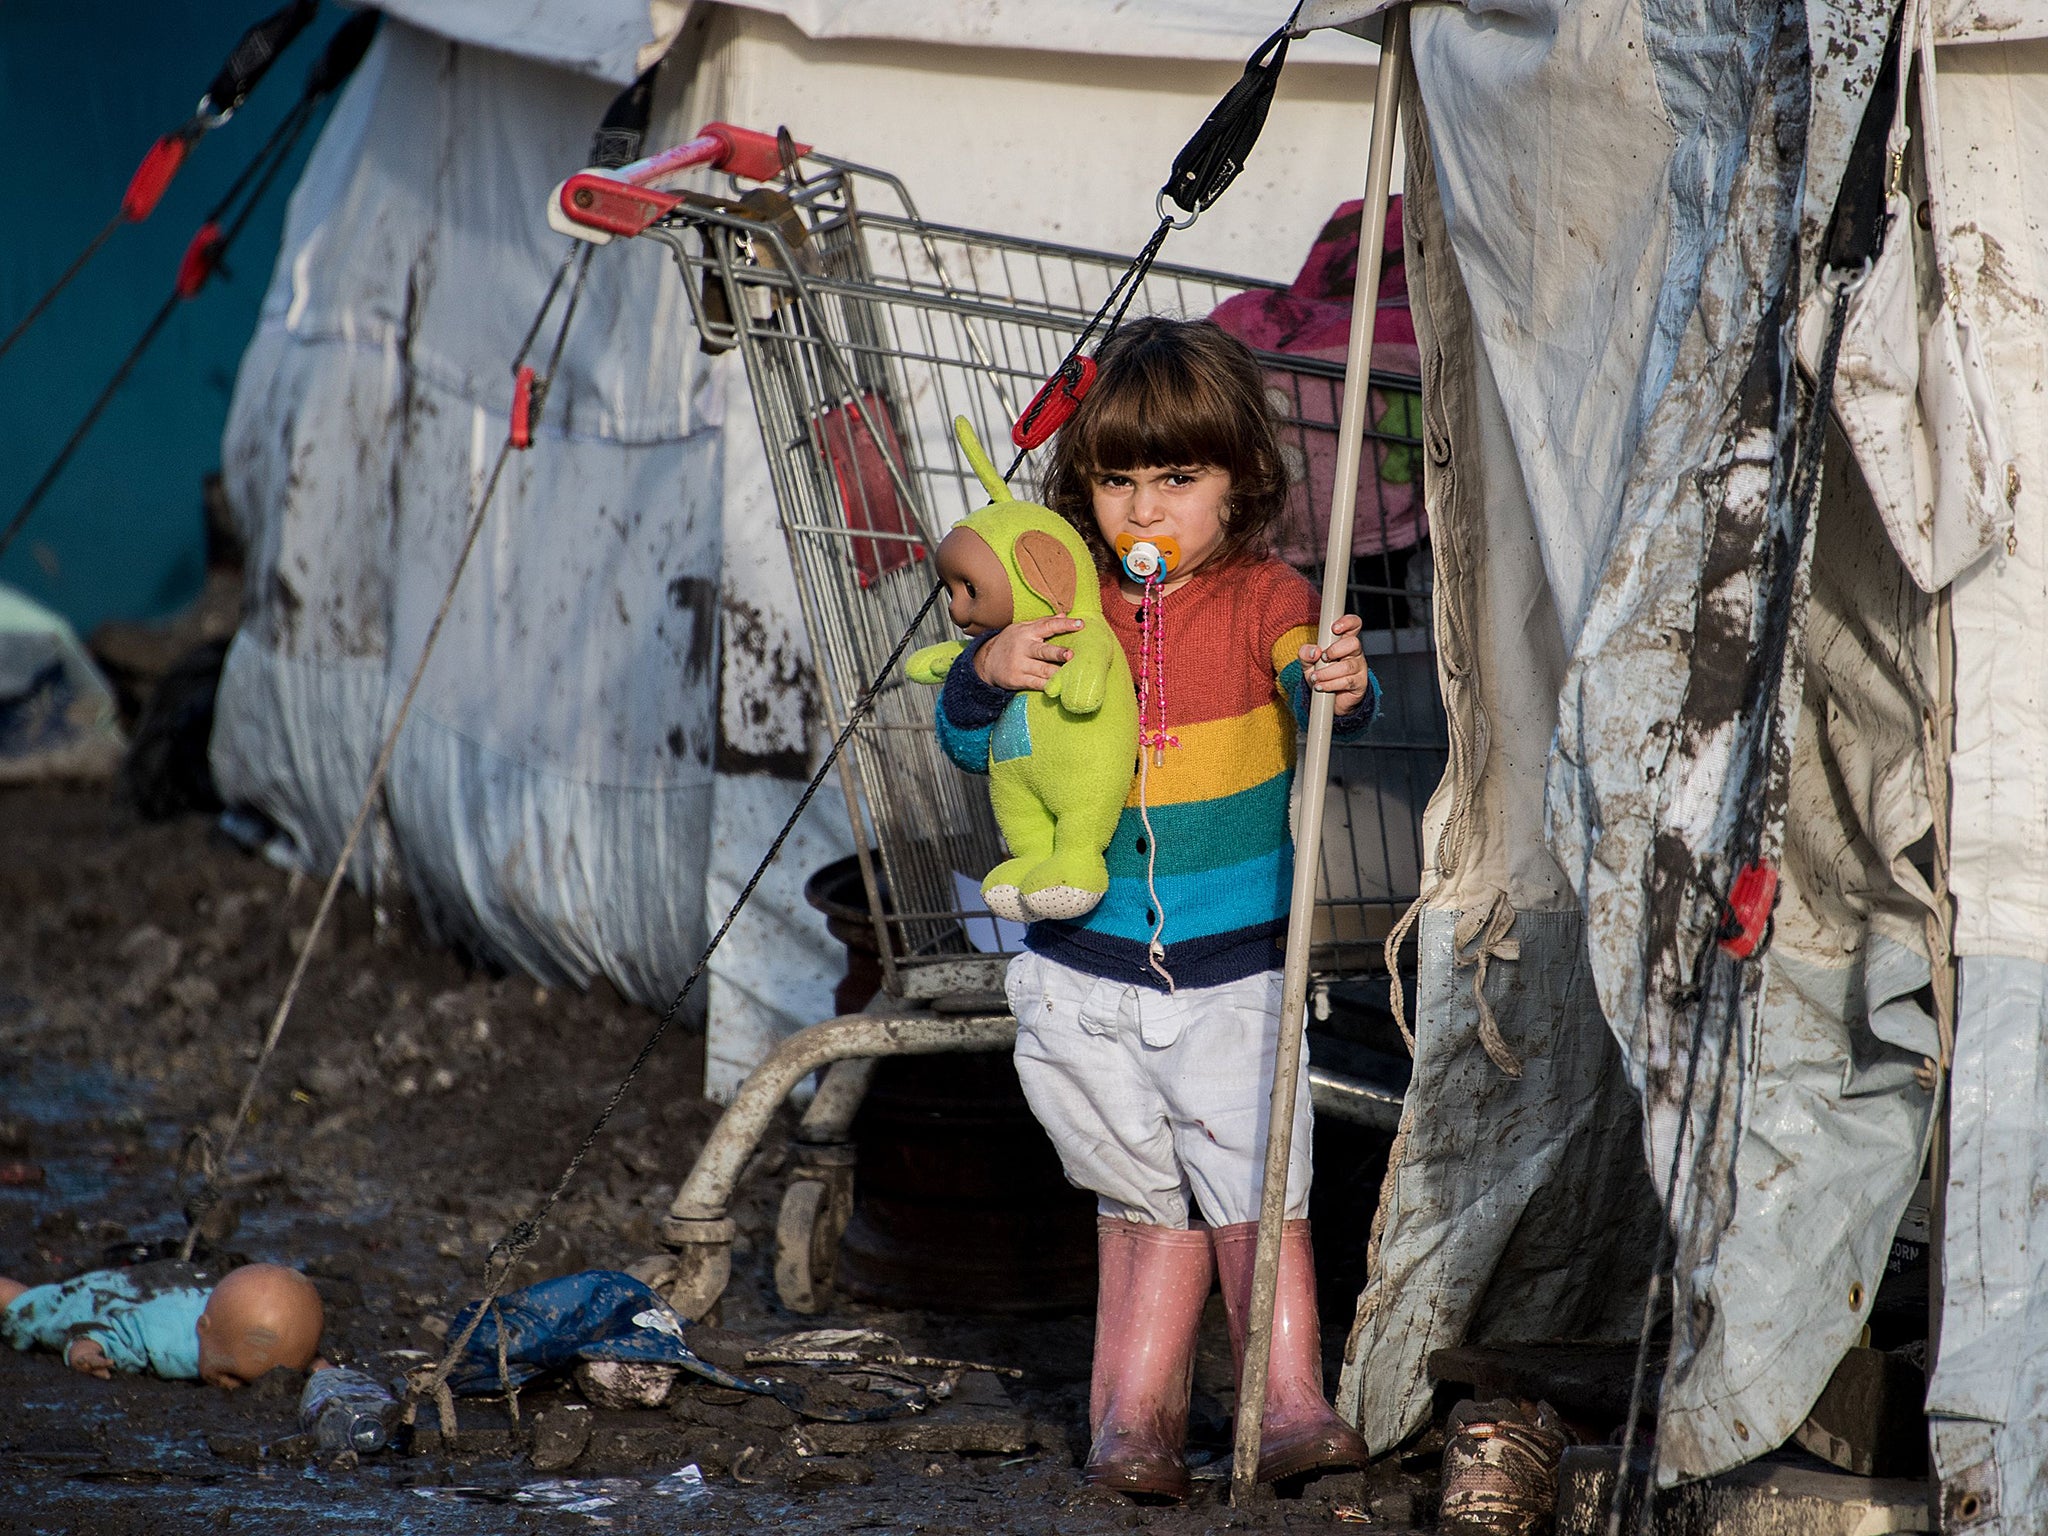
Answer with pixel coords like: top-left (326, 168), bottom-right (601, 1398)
top-left (1717, 862), bottom-right (1779, 960)
top-left (1011, 356), bottom-right (1097, 450)
top-left (175, 222), bottom-right (224, 299)
top-left (124, 134), bottom-right (192, 222)
top-left (510, 366), bottom-right (536, 449)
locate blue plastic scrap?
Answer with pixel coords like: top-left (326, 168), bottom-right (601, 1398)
top-left (444, 1270), bottom-right (756, 1397)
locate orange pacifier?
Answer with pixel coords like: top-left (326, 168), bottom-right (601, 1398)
top-left (1116, 533), bottom-right (1181, 581)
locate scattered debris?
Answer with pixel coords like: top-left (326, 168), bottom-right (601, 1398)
top-left (413, 1463), bottom-right (708, 1518)
top-left (747, 1326), bottom-right (1024, 1379)
top-left (530, 1403), bottom-right (595, 1472)
top-left (300, 1365), bottom-right (403, 1459)
top-left (575, 1358), bottom-right (679, 1410)
top-left (5, 785), bottom-right (1214, 1530)
top-left (792, 1409), bottom-right (1045, 1458)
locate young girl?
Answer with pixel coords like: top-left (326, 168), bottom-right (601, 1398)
top-left (934, 318), bottom-right (1377, 1498)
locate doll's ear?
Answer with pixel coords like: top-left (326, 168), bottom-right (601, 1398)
top-left (1013, 530), bottom-right (1078, 614)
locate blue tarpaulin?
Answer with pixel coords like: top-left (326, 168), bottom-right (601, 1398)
top-left (443, 1271), bottom-right (748, 1397)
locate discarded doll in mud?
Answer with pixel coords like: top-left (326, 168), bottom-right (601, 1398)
top-left (927, 318), bottom-right (1379, 1499)
top-left (0, 1260), bottom-right (324, 1386)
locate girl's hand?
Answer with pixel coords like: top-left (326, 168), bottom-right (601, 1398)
top-left (974, 617), bottom-right (1084, 692)
top-left (1300, 614), bottom-right (1372, 716)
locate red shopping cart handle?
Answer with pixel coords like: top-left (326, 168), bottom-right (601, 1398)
top-left (557, 175), bottom-right (685, 238)
top-left (549, 122), bottom-right (811, 243)
top-left (613, 123), bottom-right (804, 187)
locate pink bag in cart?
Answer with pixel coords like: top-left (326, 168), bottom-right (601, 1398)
top-left (1210, 197), bottom-right (1425, 565)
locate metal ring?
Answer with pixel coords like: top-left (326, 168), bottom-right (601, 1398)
top-left (1824, 256), bottom-right (1873, 298)
top-left (1154, 189), bottom-right (1200, 232)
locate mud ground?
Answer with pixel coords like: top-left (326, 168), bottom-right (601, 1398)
top-left (0, 785), bottom-right (1431, 1535)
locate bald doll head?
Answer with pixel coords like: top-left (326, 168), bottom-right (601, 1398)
top-left (195, 1264), bottom-right (323, 1389)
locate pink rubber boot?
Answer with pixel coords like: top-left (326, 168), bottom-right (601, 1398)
top-left (1212, 1219), bottom-right (1370, 1483)
top-left (1086, 1217), bottom-right (1214, 1500)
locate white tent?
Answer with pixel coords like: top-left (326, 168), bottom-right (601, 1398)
top-left (1301, 0), bottom-right (2048, 1522)
top-left (209, 0), bottom-right (1385, 1107)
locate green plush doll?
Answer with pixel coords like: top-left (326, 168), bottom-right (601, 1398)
top-left (907, 419), bottom-right (1137, 924)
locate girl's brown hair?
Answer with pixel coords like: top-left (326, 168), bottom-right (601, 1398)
top-left (1043, 317), bottom-right (1287, 573)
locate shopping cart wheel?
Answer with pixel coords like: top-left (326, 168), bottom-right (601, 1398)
top-left (774, 1144), bottom-right (855, 1313)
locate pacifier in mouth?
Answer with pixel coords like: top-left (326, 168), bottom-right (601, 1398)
top-left (1116, 534), bottom-right (1181, 582)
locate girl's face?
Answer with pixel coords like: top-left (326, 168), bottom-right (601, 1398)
top-left (1088, 465), bottom-right (1231, 590)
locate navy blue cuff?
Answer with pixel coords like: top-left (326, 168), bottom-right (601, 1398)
top-left (1332, 670), bottom-right (1382, 741)
top-left (941, 631), bottom-right (1013, 730)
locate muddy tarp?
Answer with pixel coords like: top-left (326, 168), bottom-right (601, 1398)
top-left (211, 20), bottom-right (721, 1008)
top-left (1307, 0), bottom-right (2048, 1513)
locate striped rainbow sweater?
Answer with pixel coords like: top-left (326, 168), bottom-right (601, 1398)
top-left (938, 557), bottom-right (1379, 991)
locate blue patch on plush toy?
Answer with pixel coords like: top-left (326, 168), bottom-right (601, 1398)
top-left (990, 696), bottom-right (1033, 764)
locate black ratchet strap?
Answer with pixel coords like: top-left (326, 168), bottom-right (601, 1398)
top-left (204, 0), bottom-right (320, 117)
top-left (307, 10), bottom-right (380, 99)
top-left (1162, 17), bottom-right (1294, 215)
top-left (591, 59), bottom-right (663, 170)
top-left (1822, 9), bottom-right (1903, 273)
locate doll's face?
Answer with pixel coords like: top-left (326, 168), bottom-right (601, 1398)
top-left (195, 1265), bottom-right (324, 1389)
top-left (936, 527), bottom-right (1014, 636)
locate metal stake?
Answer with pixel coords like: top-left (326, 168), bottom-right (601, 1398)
top-left (1231, 6), bottom-right (1409, 1505)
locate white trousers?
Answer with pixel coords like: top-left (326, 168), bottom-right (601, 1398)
top-left (1004, 950), bottom-right (1313, 1229)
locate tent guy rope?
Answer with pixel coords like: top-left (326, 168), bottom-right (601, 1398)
top-left (0, 0), bottom-right (322, 365)
top-left (178, 242), bottom-right (596, 1261)
top-left (0, 11), bottom-right (379, 566)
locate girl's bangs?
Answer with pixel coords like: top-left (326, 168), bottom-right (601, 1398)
top-left (1072, 366), bottom-right (1237, 474)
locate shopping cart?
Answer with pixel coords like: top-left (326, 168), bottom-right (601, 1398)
top-left (557, 140), bottom-right (1446, 1318)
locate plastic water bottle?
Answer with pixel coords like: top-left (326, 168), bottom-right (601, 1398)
top-left (298, 1366), bottom-right (400, 1456)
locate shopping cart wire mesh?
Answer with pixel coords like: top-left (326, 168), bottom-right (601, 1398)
top-left (640, 159), bottom-right (1445, 998)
